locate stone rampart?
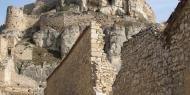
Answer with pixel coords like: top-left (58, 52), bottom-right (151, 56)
top-left (5, 6), bottom-right (38, 32)
top-left (45, 21), bottom-right (116, 95)
top-left (5, 6), bottom-right (26, 31)
top-left (113, 0), bottom-right (190, 95)
top-left (45, 24), bottom-right (94, 95)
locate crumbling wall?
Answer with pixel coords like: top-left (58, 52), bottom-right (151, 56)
top-left (45, 21), bottom-right (116, 95)
top-left (23, 3), bottom-right (35, 14)
top-left (5, 6), bottom-right (26, 31)
top-left (0, 37), bottom-right (8, 61)
top-left (90, 22), bottom-right (116, 95)
top-left (113, 30), bottom-right (170, 95)
top-left (5, 6), bottom-right (38, 32)
top-left (113, 1), bottom-right (190, 95)
top-left (164, 1), bottom-right (190, 94)
top-left (45, 26), bottom-right (94, 95)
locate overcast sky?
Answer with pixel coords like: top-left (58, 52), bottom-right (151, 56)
top-left (0, 0), bottom-right (179, 25)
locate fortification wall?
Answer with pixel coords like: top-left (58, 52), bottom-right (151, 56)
top-left (45, 21), bottom-right (116, 95)
top-left (113, 1), bottom-right (190, 95)
top-left (5, 6), bottom-right (26, 31)
top-left (45, 26), bottom-right (94, 95)
top-left (113, 30), bottom-right (170, 95)
top-left (90, 22), bottom-right (116, 95)
top-left (165, 1), bottom-right (190, 94)
top-left (23, 3), bottom-right (35, 14)
top-left (39, 13), bottom-right (93, 31)
top-left (0, 37), bottom-right (8, 61)
top-left (5, 6), bottom-right (38, 32)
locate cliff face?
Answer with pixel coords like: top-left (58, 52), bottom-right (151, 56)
top-left (0, 0), bottom-right (156, 95)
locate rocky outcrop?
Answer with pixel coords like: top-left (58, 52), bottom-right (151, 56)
top-left (127, 0), bottom-right (156, 22)
top-left (60, 25), bottom-right (81, 58)
top-left (104, 24), bottom-right (127, 72)
top-left (0, 0), bottom-right (158, 94)
top-left (35, 0), bottom-right (155, 22)
top-left (33, 27), bottom-right (60, 51)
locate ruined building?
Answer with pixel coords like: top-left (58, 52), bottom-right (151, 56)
top-left (0, 0), bottom-right (189, 95)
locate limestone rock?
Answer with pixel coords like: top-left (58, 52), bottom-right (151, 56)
top-left (0, 0), bottom-right (160, 94)
top-left (104, 24), bottom-right (127, 72)
top-left (33, 27), bottom-right (60, 51)
top-left (127, 0), bottom-right (156, 22)
top-left (60, 25), bottom-right (80, 58)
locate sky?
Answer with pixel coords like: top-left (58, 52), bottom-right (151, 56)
top-left (0, 0), bottom-right (179, 25)
top-left (146, 0), bottom-right (179, 22)
top-left (0, 0), bottom-right (35, 25)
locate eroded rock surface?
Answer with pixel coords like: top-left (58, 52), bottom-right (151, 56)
top-left (0, 0), bottom-right (157, 94)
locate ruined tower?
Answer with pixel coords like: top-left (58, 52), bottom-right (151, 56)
top-left (5, 6), bottom-right (26, 31)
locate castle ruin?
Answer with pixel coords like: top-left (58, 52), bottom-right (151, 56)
top-left (0, 0), bottom-right (189, 95)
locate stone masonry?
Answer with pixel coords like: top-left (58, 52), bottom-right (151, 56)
top-left (45, 21), bottom-right (116, 95)
top-left (113, 0), bottom-right (190, 95)
top-left (5, 6), bottom-right (38, 32)
top-left (91, 22), bottom-right (116, 95)
top-left (1, 0), bottom-right (189, 95)
top-left (45, 25), bottom-right (94, 95)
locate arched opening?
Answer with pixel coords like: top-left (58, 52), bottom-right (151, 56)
top-left (145, 0), bottom-right (179, 22)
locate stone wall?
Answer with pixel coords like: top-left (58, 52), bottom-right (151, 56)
top-left (45, 25), bottom-right (94, 95)
top-left (0, 86), bottom-right (33, 95)
top-left (0, 37), bottom-right (8, 61)
top-left (90, 22), bottom-right (116, 95)
top-left (5, 6), bottom-right (38, 32)
top-left (165, 1), bottom-right (190, 94)
top-left (113, 29), bottom-right (169, 95)
top-left (45, 21), bottom-right (116, 95)
top-left (5, 6), bottom-right (26, 31)
top-left (113, 1), bottom-right (190, 95)
top-left (23, 3), bottom-right (35, 14)
top-left (39, 12), bottom-right (93, 31)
